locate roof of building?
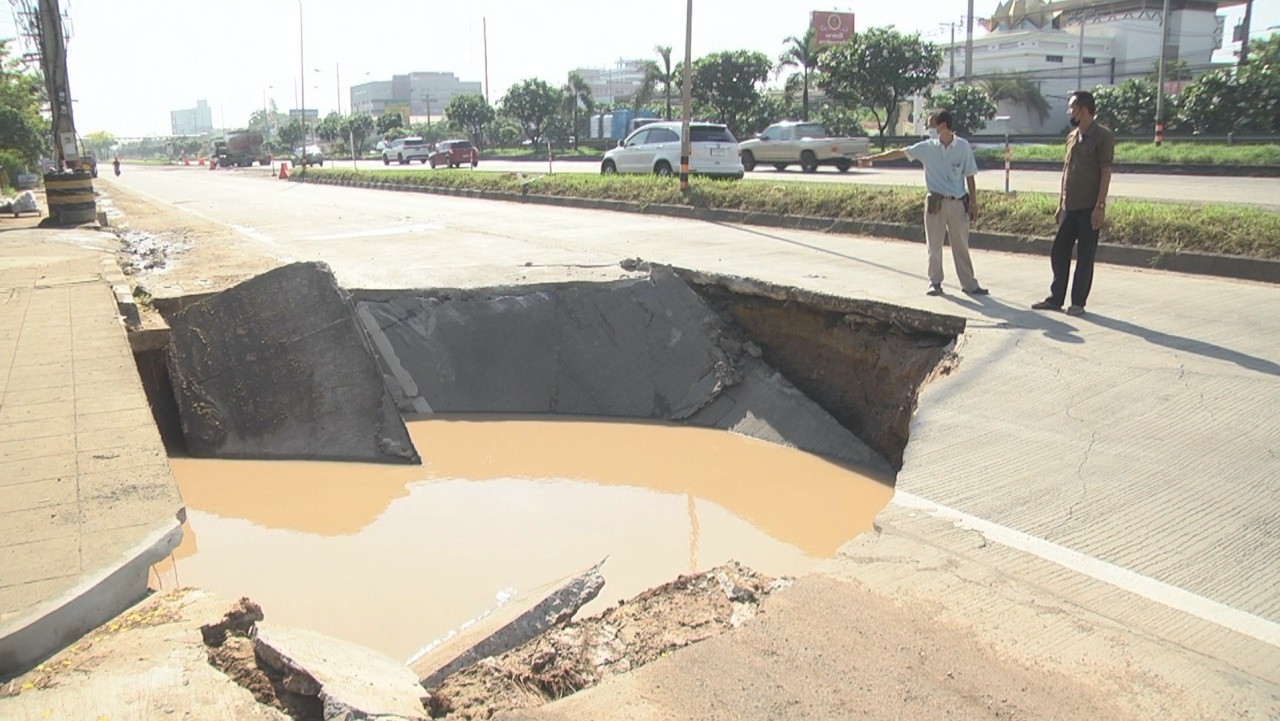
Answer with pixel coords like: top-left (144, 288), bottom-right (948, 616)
top-left (985, 0), bottom-right (1246, 30)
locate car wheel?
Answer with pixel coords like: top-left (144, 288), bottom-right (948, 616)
top-left (773, 163), bottom-right (788, 171)
top-left (654, 160), bottom-right (673, 177)
top-left (398, 154), bottom-right (406, 165)
top-left (836, 159), bottom-right (852, 173)
top-left (740, 151), bottom-right (756, 172)
top-left (601, 160), bottom-right (617, 175)
top-left (430, 158), bottom-right (436, 168)
top-left (800, 150), bottom-right (818, 174)
top-left (383, 156), bottom-right (390, 166)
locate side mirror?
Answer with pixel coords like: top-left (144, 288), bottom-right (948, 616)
top-left (617, 139), bottom-right (625, 148)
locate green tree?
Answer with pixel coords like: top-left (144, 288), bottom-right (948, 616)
top-left (651, 45), bottom-right (679, 120)
top-left (341, 113), bottom-right (376, 155)
top-left (0, 39), bottom-right (49, 169)
top-left (691, 50), bottom-right (774, 138)
top-left (1092, 79), bottom-right (1162, 134)
top-left (561, 73), bottom-right (594, 147)
top-left (819, 28), bottom-right (942, 149)
top-left (1176, 69), bottom-right (1244, 134)
top-left (929, 84), bottom-right (997, 135)
top-left (317, 112), bottom-right (344, 143)
top-left (376, 112), bottom-right (403, 135)
top-left (1236, 33), bottom-right (1280, 132)
top-left (979, 72), bottom-right (1051, 125)
top-left (779, 27), bottom-right (826, 121)
top-left (445, 93), bottom-right (496, 148)
top-left (278, 119), bottom-right (305, 149)
top-left (812, 103), bottom-right (867, 137)
top-left (500, 78), bottom-right (561, 143)
top-left (82, 131), bottom-right (117, 159)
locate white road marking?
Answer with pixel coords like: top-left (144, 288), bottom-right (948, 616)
top-left (303, 223), bottom-right (444, 241)
top-left (893, 491), bottom-right (1280, 649)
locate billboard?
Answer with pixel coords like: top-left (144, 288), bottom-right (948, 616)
top-left (812, 11), bottom-right (855, 46)
top-left (288, 108), bottom-right (320, 121)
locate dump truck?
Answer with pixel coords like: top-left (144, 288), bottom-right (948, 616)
top-left (213, 131), bottom-right (271, 168)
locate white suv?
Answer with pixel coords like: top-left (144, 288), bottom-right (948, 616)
top-left (382, 137), bottom-right (432, 165)
top-left (601, 122), bottom-right (743, 179)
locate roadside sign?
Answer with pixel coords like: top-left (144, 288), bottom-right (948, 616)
top-left (812, 11), bottom-right (855, 46)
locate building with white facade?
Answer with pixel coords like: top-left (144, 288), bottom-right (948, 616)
top-left (942, 0), bottom-right (1243, 132)
top-left (572, 60), bottom-right (650, 105)
top-left (350, 72), bottom-right (482, 119)
top-left (170, 100), bottom-right (214, 136)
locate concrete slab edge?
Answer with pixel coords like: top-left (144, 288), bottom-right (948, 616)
top-left (891, 491), bottom-right (1280, 650)
top-left (0, 517), bottom-right (185, 680)
top-left (292, 176), bottom-right (1280, 286)
top-left (98, 256), bottom-right (140, 329)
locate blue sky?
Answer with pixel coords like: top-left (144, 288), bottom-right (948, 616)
top-left (2, 0), bottom-right (1273, 137)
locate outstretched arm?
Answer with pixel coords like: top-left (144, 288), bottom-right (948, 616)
top-left (858, 148), bottom-right (907, 166)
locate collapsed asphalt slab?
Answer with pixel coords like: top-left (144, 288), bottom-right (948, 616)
top-left (353, 266), bottom-right (908, 470)
top-left (166, 261), bottom-right (420, 464)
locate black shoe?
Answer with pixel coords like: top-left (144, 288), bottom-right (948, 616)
top-left (963, 286), bottom-right (989, 296)
top-left (926, 283), bottom-right (943, 296)
top-left (1031, 300), bottom-right (1061, 310)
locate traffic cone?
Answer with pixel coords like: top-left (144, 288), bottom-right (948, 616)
top-left (278, 162), bottom-right (289, 180)
top-left (198, 157), bottom-right (205, 166)
top-left (209, 158), bottom-right (216, 171)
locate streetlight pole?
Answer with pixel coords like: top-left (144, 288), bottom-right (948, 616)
top-left (298, 0), bottom-right (307, 163)
top-left (679, 0), bottom-right (693, 193)
top-left (1154, 0), bottom-right (1171, 145)
top-left (964, 0), bottom-right (974, 82)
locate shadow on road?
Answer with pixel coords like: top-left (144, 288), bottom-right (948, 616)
top-left (707, 221), bottom-right (921, 280)
top-left (1084, 313), bottom-right (1280, 377)
top-left (940, 293), bottom-right (1085, 344)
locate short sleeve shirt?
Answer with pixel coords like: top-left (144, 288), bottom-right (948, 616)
top-left (1062, 123), bottom-right (1115, 211)
top-left (904, 136), bottom-right (978, 198)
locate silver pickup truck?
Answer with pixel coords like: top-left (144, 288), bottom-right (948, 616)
top-left (738, 121), bottom-right (870, 173)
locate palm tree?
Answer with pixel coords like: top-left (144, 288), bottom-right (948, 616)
top-left (979, 72), bottom-right (1052, 124)
top-left (778, 27), bottom-right (825, 121)
top-left (563, 71), bottom-right (595, 148)
top-left (651, 45), bottom-right (679, 120)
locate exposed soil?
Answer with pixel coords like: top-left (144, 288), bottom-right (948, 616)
top-left (201, 598), bottom-right (324, 721)
top-left (427, 562), bottom-right (787, 720)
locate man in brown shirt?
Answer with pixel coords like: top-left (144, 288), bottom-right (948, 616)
top-left (1032, 90), bottom-right (1114, 317)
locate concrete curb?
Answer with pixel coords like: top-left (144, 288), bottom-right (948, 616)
top-left (477, 156), bottom-right (1280, 178)
top-left (98, 256), bottom-right (141, 329)
top-left (0, 518), bottom-right (184, 678)
top-left (291, 175), bottom-right (1280, 285)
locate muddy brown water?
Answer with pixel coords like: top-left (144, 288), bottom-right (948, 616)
top-left (153, 416), bottom-right (893, 662)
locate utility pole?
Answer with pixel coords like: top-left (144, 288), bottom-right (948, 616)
top-left (946, 22), bottom-right (956, 86)
top-left (964, 0), bottom-right (974, 82)
top-left (335, 62), bottom-right (341, 115)
top-left (1076, 16), bottom-right (1086, 89)
top-left (298, 0), bottom-right (307, 155)
top-left (1239, 0), bottom-right (1253, 63)
top-left (36, 0), bottom-right (79, 168)
top-left (1154, 0), bottom-right (1172, 145)
top-left (483, 17), bottom-right (490, 103)
top-left (679, 0), bottom-right (693, 193)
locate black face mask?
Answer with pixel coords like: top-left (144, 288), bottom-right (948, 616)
top-left (1069, 116), bottom-right (1081, 128)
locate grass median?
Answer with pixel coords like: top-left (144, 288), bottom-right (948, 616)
top-left (974, 142), bottom-right (1280, 166)
top-left (299, 167), bottom-right (1280, 260)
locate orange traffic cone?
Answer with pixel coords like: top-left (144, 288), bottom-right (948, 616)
top-left (198, 157), bottom-right (206, 166)
top-left (278, 162), bottom-right (289, 180)
top-left (209, 158), bottom-right (216, 171)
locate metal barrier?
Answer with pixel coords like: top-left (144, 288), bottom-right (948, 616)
top-left (43, 170), bottom-right (97, 225)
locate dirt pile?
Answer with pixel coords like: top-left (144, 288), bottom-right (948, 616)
top-left (426, 562), bottom-right (789, 720)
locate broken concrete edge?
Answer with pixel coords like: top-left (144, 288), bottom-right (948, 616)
top-left (412, 559), bottom-right (608, 689)
top-left (667, 265), bottom-right (968, 338)
top-left (96, 256), bottom-right (141, 329)
top-left (0, 516), bottom-right (184, 681)
top-left (292, 174), bottom-right (1280, 286)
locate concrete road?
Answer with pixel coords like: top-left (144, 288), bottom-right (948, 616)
top-left (313, 157), bottom-right (1280, 209)
top-left (107, 167), bottom-right (1280, 682)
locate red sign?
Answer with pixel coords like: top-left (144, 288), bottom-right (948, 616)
top-left (812, 11), bottom-right (855, 46)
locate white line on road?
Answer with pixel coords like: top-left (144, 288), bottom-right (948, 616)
top-left (303, 223), bottom-right (445, 241)
top-left (893, 491), bottom-right (1280, 649)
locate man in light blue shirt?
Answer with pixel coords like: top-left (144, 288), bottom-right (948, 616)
top-left (859, 110), bottom-right (987, 297)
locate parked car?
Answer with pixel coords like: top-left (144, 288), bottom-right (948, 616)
top-left (429, 139), bottom-right (478, 168)
top-left (382, 137), bottom-right (431, 165)
top-left (737, 121), bottom-right (870, 173)
top-left (600, 121), bottom-right (743, 179)
top-left (292, 145), bottom-right (325, 166)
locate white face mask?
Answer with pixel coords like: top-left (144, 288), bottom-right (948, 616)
top-left (927, 128), bottom-right (939, 141)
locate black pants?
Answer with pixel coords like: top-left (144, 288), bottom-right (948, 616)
top-left (1049, 208), bottom-right (1099, 308)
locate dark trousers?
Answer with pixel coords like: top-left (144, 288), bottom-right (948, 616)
top-left (1049, 208), bottom-right (1100, 308)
